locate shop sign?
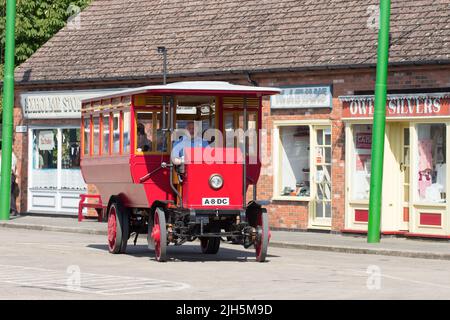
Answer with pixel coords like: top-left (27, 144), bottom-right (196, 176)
top-left (341, 94), bottom-right (450, 119)
top-left (271, 85), bottom-right (332, 109)
top-left (355, 132), bottom-right (372, 149)
top-left (15, 125), bottom-right (27, 133)
top-left (21, 89), bottom-right (120, 119)
top-left (38, 131), bottom-right (55, 151)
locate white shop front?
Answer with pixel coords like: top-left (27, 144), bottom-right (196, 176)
top-left (341, 93), bottom-right (450, 238)
top-left (21, 89), bottom-right (117, 214)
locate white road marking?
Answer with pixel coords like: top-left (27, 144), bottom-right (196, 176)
top-left (0, 264), bottom-right (190, 296)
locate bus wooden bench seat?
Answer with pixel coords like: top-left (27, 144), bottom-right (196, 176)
top-left (78, 194), bottom-right (104, 222)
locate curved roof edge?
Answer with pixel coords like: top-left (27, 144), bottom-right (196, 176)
top-left (81, 81), bottom-right (281, 104)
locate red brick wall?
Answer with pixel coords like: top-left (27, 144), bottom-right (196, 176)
top-left (13, 65), bottom-right (450, 231)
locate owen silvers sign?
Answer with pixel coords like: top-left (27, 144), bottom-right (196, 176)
top-left (270, 85), bottom-right (332, 109)
top-left (20, 89), bottom-right (121, 119)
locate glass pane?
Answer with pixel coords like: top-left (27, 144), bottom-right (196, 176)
top-left (317, 130), bottom-right (323, 145)
top-left (123, 112), bottom-right (131, 153)
top-left (61, 128), bottom-right (86, 191)
top-left (325, 202), bottom-right (331, 218)
top-left (279, 126), bottom-right (310, 196)
top-left (136, 112), bottom-right (153, 152)
top-left (417, 124), bottom-right (446, 203)
top-left (404, 146), bottom-right (410, 166)
top-left (325, 147), bottom-right (331, 164)
top-left (113, 113), bottom-right (120, 154)
top-left (316, 147), bottom-right (323, 164)
top-left (352, 124), bottom-right (372, 200)
top-left (83, 117), bottom-right (90, 156)
top-left (324, 128), bottom-right (331, 145)
top-left (316, 201), bottom-right (324, 218)
top-left (404, 128), bottom-right (410, 146)
top-left (31, 129), bottom-right (58, 189)
top-left (248, 113), bottom-right (258, 158)
top-left (225, 113), bottom-right (236, 149)
top-left (103, 114), bottom-right (110, 155)
top-left (62, 129), bottom-right (80, 169)
top-left (93, 117), bottom-right (100, 155)
top-left (156, 112), bottom-right (168, 152)
top-left (317, 184), bottom-right (324, 199)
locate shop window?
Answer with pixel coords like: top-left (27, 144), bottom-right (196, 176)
top-left (83, 117), bottom-right (90, 156)
top-left (416, 124), bottom-right (446, 203)
top-left (123, 111), bottom-right (131, 153)
top-left (61, 129), bottom-right (81, 190)
top-left (351, 124), bottom-right (372, 200)
top-left (92, 117), bottom-right (100, 155)
top-left (278, 126), bottom-right (310, 197)
top-left (31, 129), bottom-right (58, 189)
top-left (102, 114), bottom-right (110, 155)
top-left (113, 113), bottom-right (120, 154)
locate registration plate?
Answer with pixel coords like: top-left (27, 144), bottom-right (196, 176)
top-left (202, 198), bottom-right (230, 206)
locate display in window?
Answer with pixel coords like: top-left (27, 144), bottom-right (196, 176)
top-left (352, 124), bottom-right (372, 200)
top-left (279, 126), bottom-right (310, 197)
top-left (417, 124), bottom-right (446, 203)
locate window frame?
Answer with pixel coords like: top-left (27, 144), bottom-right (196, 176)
top-left (81, 115), bottom-right (92, 157)
top-left (272, 120), bottom-right (332, 202)
top-left (134, 107), bottom-right (171, 155)
top-left (101, 112), bottom-right (112, 156)
top-left (223, 109), bottom-right (259, 156)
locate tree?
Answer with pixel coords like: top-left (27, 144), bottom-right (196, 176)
top-left (0, 0), bottom-right (92, 112)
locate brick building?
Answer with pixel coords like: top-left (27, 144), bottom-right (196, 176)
top-left (12, 0), bottom-right (450, 237)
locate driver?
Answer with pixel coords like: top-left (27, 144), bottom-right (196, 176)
top-left (171, 121), bottom-right (209, 165)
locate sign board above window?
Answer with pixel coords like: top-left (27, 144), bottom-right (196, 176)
top-left (270, 85), bottom-right (332, 109)
top-left (20, 89), bottom-right (121, 119)
top-left (340, 93), bottom-right (450, 119)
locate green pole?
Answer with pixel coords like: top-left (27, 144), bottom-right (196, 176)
top-left (367, 0), bottom-right (391, 243)
top-left (0, 0), bottom-right (17, 221)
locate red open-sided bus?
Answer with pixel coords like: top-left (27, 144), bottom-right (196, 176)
top-left (81, 81), bottom-right (280, 262)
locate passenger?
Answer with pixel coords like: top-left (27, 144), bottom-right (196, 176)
top-left (171, 121), bottom-right (209, 165)
top-left (137, 123), bottom-right (152, 152)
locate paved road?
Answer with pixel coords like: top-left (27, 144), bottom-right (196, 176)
top-left (0, 228), bottom-right (450, 300)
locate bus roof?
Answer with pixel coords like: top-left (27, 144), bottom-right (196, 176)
top-left (81, 81), bottom-right (281, 104)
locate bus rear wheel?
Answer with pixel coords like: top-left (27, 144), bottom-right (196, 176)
top-left (107, 201), bottom-right (129, 254)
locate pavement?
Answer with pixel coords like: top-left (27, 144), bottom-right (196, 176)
top-left (1, 214), bottom-right (450, 261)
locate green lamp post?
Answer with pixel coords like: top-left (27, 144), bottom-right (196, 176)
top-left (367, 0), bottom-right (392, 243)
top-left (0, 0), bottom-right (17, 220)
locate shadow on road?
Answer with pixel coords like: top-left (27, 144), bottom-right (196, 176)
top-left (87, 242), bottom-right (278, 263)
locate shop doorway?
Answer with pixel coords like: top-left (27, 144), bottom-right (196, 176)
top-left (310, 126), bottom-right (332, 228)
top-left (384, 122), bottom-right (410, 231)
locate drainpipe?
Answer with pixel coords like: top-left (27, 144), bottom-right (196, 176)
top-left (368, 0), bottom-right (391, 243)
top-left (0, 0), bottom-right (17, 220)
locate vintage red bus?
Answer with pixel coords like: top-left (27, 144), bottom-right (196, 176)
top-left (80, 81), bottom-right (280, 262)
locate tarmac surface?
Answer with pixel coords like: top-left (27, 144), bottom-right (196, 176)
top-left (1, 227), bottom-right (450, 299)
top-left (1, 215), bottom-right (450, 260)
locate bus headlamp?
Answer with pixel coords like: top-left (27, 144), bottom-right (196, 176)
top-left (209, 174), bottom-right (224, 190)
